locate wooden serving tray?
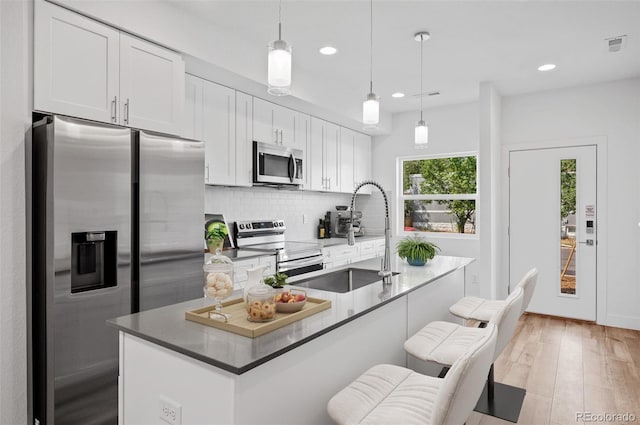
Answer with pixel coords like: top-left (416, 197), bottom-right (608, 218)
top-left (185, 297), bottom-right (332, 338)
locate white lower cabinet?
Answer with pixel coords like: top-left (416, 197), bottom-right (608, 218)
top-left (323, 238), bottom-right (385, 270)
top-left (35, 0), bottom-right (185, 135)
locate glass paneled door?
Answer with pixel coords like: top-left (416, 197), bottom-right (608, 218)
top-left (509, 146), bottom-right (597, 321)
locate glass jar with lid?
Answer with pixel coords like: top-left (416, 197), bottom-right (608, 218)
top-left (203, 252), bottom-right (234, 313)
top-left (246, 285), bottom-right (276, 322)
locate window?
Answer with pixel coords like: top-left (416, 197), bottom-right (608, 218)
top-left (399, 154), bottom-right (478, 236)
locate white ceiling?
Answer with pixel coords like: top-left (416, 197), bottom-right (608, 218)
top-left (173, 0), bottom-right (640, 117)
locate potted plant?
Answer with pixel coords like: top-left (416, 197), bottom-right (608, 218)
top-left (396, 235), bottom-right (439, 266)
top-left (205, 221), bottom-right (228, 253)
top-left (263, 273), bottom-right (288, 290)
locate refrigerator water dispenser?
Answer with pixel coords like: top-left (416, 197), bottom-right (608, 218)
top-left (71, 231), bottom-right (118, 293)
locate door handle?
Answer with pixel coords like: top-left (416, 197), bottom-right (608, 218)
top-left (111, 96), bottom-right (117, 123)
top-left (123, 98), bottom-right (130, 125)
top-left (578, 240), bottom-right (595, 246)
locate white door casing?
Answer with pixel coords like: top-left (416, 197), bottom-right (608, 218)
top-left (509, 145), bottom-right (597, 321)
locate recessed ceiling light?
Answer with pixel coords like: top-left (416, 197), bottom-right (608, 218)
top-left (391, 92), bottom-right (405, 98)
top-left (537, 64), bottom-right (556, 71)
top-left (319, 46), bottom-right (337, 55)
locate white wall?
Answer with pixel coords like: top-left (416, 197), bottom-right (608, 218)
top-left (0, 1), bottom-right (31, 424)
top-left (369, 101), bottom-right (486, 296)
top-left (205, 186), bottom-right (352, 242)
top-left (502, 78), bottom-right (640, 329)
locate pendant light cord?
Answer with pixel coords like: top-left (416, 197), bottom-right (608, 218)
top-left (278, 0), bottom-right (282, 40)
top-left (369, 0), bottom-right (373, 93)
top-left (420, 36), bottom-right (423, 121)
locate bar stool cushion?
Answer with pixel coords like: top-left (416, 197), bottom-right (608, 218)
top-left (327, 364), bottom-right (440, 425)
top-left (448, 297), bottom-right (505, 323)
top-left (404, 321), bottom-right (487, 366)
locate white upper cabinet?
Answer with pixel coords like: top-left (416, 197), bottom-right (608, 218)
top-left (339, 127), bottom-right (356, 193)
top-left (253, 98), bottom-right (301, 148)
top-left (235, 92), bottom-right (253, 187)
top-left (119, 34), bottom-right (185, 135)
top-left (203, 81), bottom-right (236, 186)
top-left (253, 97), bottom-right (276, 144)
top-left (309, 117), bottom-right (339, 192)
top-left (354, 132), bottom-right (372, 194)
top-left (34, 0), bottom-right (119, 124)
top-left (34, 1), bottom-right (185, 135)
top-left (183, 74), bottom-right (203, 140)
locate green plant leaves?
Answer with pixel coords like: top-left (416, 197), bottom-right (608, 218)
top-left (396, 235), bottom-right (440, 262)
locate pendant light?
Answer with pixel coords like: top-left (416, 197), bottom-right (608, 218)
top-left (414, 32), bottom-right (430, 147)
top-left (268, 0), bottom-right (292, 96)
top-left (362, 0), bottom-right (379, 127)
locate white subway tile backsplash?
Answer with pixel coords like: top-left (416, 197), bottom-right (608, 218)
top-left (205, 186), bottom-right (353, 241)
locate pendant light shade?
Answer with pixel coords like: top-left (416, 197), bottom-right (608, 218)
top-left (267, 1), bottom-right (291, 96)
top-left (362, 0), bottom-right (379, 127)
top-left (415, 120), bottom-right (428, 145)
top-left (414, 31), bottom-right (430, 147)
top-left (363, 92), bottom-right (379, 125)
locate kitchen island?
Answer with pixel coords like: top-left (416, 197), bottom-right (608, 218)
top-left (108, 255), bottom-right (473, 425)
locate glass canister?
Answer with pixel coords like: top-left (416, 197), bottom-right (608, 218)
top-left (203, 252), bottom-right (235, 313)
top-left (246, 284), bottom-right (276, 322)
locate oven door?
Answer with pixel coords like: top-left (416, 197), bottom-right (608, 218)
top-left (254, 141), bottom-right (303, 185)
top-left (278, 256), bottom-right (324, 277)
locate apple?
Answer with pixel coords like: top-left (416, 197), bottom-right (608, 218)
top-left (294, 294), bottom-right (306, 302)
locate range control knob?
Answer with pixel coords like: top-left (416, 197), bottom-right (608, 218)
top-left (239, 224), bottom-right (245, 230)
top-left (247, 223), bottom-right (252, 229)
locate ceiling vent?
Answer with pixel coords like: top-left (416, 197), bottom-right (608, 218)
top-left (606, 35), bottom-right (627, 53)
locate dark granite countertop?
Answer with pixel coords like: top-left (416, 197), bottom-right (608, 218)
top-left (108, 255), bottom-right (473, 375)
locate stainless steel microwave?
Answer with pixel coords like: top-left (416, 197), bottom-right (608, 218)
top-left (253, 141), bottom-right (304, 186)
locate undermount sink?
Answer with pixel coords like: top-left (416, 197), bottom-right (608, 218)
top-left (292, 268), bottom-right (399, 293)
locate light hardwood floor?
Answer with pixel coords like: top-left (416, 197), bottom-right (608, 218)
top-left (467, 314), bottom-right (640, 425)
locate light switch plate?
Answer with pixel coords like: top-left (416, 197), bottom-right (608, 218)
top-left (159, 395), bottom-right (182, 425)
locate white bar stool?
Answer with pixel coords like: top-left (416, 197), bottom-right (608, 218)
top-left (327, 323), bottom-right (497, 425)
top-left (404, 287), bottom-right (525, 423)
top-left (449, 268), bottom-right (538, 324)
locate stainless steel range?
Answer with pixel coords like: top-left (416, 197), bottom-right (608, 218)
top-left (234, 219), bottom-right (324, 276)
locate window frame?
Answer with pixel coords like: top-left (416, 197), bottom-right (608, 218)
top-left (396, 151), bottom-right (479, 240)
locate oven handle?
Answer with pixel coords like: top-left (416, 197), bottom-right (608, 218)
top-left (278, 256), bottom-right (324, 272)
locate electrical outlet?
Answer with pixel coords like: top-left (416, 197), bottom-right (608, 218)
top-left (159, 396), bottom-right (182, 425)
top-left (472, 274), bottom-right (479, 285)
top-left (302, 214), bottom-right (308, 224)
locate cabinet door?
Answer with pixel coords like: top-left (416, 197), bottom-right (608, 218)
top-left (183, 74), bottom-right (203, 140)
top-left (339, 127), bottom-right (356, 194)
top-left (235, 92), bottom-right (253, 187)
top-left (309, 117), bottom-right (326, 191)
top-left (253, 97), bottom-right (277, 144)
top-left (203, 81), bottom-right (236, 185)
top-left (34, 0), bottom-right (119, 123)
top-left (324, 122), bottom-right (340, 192)
top-left (296, 113), bottom-right (311, 188)
top-left (273, 104), bottom-right (297, 147)
top-left (119, 33), bottom-right (185, 135)
top-left (354, 132), bottom-right (372, 194)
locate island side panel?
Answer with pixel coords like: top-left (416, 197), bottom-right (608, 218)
top-left (120, 333), bottom-right (236, 425)
top-left (406, 268), bottom-right (465, 376)
top-left (235, 299), bottom-right (408, 425)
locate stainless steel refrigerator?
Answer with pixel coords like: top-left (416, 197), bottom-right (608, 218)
top-left (29, 115), bottom-right (204, 424)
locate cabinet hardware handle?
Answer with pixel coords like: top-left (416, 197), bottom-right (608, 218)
top-left (123, 98), bottom-right (130, 125)
top-left (111, 96), bottom-right (117, 123)
top-left (274, 129), bottom-right (279, 144)
top-left (205, 164), bottom-right (209, 182)
top-left (279, 129), bottom-right (283, 144)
